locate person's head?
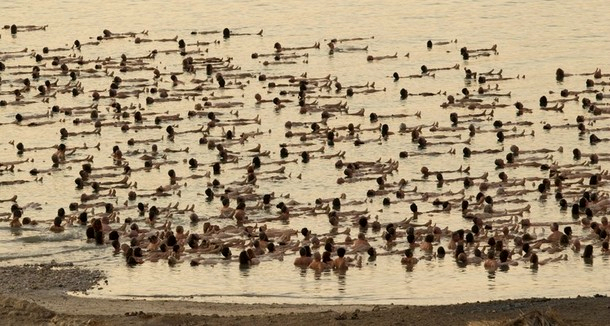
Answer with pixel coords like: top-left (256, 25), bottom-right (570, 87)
top-left (487, 250), bottom-right (495, 259)
top-left (487, 237), bottom-right (496, 247)
top-left (267, 242), bottom-right (275, 253)
top-left (94, 230), bottom-right (104, 245)
top-left (358, 216), bottom-right (368, 228)
top-left (499, 249), bottom-right (509, 263)
top-left (239, 251), bottom-right (250, 265)
top-left (583, 244), bottom-right (594, 259)
top-left (85, 226), bottom-right (95, 239)
top-left (108, 230), bottom-right (119, 241)
top-left (367, 247), bottom-right (376, 260)
top-left (126, 255), bottom-right (138, 266)
top-left (407, 234), bottom-right (415, 244)
top-left (384, 232), bottom-right (393, 242)
top-left (322, 251), bottom-right (332, 263)
top-left (336, 247), bottom-right (346, 258)
top-left (218, 246), bottom-right (231, 258)
top-left (166, 235), bottom-right (177, 247)
top-left (471, 224), bottom-right (479, 235)
top-left (437, 246), bottom-right (446, 258)
top-left (425, 234), bottom-right (434, 243)
top-left (473, 249), bottom-right (482, 258)
top-left (457, 252), bottom-right (467, 264)
top-left (404, 249), bottom-right (413, 258)
top-left (465, 232), bottom-right (474, 244)
top-left (455, 244), bottom-right (465, 257)
top-left (495, 240), bottom-right (503, 252)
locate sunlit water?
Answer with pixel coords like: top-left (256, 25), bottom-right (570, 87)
top-left (1, 0), bottom-right (610, 305)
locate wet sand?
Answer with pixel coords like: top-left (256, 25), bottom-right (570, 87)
top-left (0, 264), bottom-right (607, 326)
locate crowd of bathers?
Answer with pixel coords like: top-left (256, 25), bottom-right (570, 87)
top-left (1, 24), bottom-right (610, 274)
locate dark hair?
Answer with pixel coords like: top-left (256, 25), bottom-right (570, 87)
top-left (78, 212), bottom-right (88, 224)
top-left (465, 233), bottom-right (474, 243)
top-left (455, 244), bottom-right (465, 258)
top-left (86, 226), bottom-right (95, 239)
top-left (166, 235), bottom-right (177, 247)
top-left (304, 245), bottom-right (312, 257)
top-left (126, 256), bottom-right (138, 266)
top-left (109, 230), bottom-right (119, 241)
top-left (495, 240), bottom-right (503, 251)
top-left (407, 234), bottom-right (415, 244)
top-left (487, 237), bottom-right (496, 247)
top-left (425, 234), bottom-right (434, 243)
top-left (499, 249), bottom-right (509, 263)
top-left (94, 230), bottom-right (104, 245)
top-left (337, 247), bottom-right (346, 257)
top-left (221, 246), bottom-right (232, 258)
top-left (239, 251), bottom-right (250, 265)
top-left (322, 251), bottom-right (332, 263)
top-left (358, 216), bottom-right (368, 228)
top-left (367, 247), bottom-right (376, 258)
top-left (267, 242), bottom-right (275, 253)
top-left (471, 224), bottom-right (480, 235)
top-left (53, 216), bottom-right (63, 227)
top-left (437, 246), bottom-right (446, 258)
top-left (583, 244), bottom-right (593, 259)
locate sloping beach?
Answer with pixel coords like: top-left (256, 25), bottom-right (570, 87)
top-left (0, 265), bottom-right (607, 326)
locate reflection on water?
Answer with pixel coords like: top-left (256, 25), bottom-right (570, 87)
top-left (1, 0), bottom-right (610, 306)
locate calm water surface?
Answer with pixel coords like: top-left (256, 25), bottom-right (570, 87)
top-left (1, 0), bottom-right (610, 305)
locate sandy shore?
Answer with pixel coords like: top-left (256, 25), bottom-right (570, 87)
top-left (0, 265), bottom-right (607, 326)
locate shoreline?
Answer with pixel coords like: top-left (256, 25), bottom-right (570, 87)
top-left (0, 265), bottom-right (606, 325)
top-left (4, 291), bottom-right (607, 325)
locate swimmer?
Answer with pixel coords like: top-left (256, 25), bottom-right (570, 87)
top-left (401, 249), bottom-right (419, 266)
top-left (308, 252), bottom-right (325, 271)
top-left (366, 53), bottom-right (398, 61)
top-left (49, 216), bottom-right (65, 233)
top-left (484, 251), bottom-right (498, 271)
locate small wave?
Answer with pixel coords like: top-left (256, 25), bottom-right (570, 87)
top-left (0, 247), bottom-right (91, 262)
top-left (17, 233), bottom-right (82, 243)
top-left (115, 292), bottom-right (349, 301)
